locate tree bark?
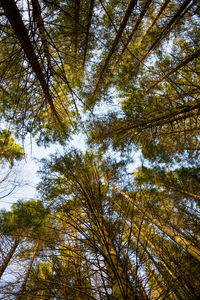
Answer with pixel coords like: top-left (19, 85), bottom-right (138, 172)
top-left (147, 47), bottom-right (200, 92)
top-left (142, 0), bottom-right (193, 61)
top-left (31, 0), bottom-right (51, 71)
top-left (114, 100), bottom-right (200, 135)
top-left (93, 0), bottom-right (138, 95)
top-left (102, 228), bottom-right (132, 299)
top-left (119, 0), bottom-right (153, 59)
top-left (16, 242), bottom-right (40, 299)
top-left (108, 181), bottom-right (200, 262)
top-left (142, 0), bottom-right (171, 40)
top-left (121, 248), bottom-right (149, 299)
top-left (82, 0), bottom-right (95, 69)
top-left (0, 0), bottom-right (60, 123)
top-left (0, 238), bottom-right (20, 279)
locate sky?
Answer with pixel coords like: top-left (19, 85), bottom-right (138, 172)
top-left (0, 128), bottom-right (143, 211)
top-left (0, 132), bottom-right (87, 211)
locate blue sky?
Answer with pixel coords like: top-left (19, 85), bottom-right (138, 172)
top-left (0, 132), bottom-right (87, 210)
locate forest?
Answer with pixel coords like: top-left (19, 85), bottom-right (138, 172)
top-left (0, 0), bottom-right (200, 299)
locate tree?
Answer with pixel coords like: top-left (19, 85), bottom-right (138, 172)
top-left (0, 200), bottom-right (48, 289)
top-left (37, 151), bottom-right (136, 298)
top-left (0, 129), bottom-right (24, 167)
top-left (0, 1), bottom-right (200, 299)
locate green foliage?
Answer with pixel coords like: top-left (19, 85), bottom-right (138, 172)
top-left (0, 199), bottom-right (47, 237)
top-left (0, 0), bottom-right (200, 298)
top-left (0, 129), bottom-right (24, 166)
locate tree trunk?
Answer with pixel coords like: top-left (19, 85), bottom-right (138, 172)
top-left (101, 224), bottom-right (133, 299)
top-left (31, 0), bottom-right (51, 70)
top-left (142, 0), bottom-right (194, 61)
top-left (141, 247), bottom-right (176, 299)
top-left (0, 0), bottom-right (60, 123)
top-left (142, 0), bottom-right (171, 41)
top-left (122, 209), bottom-right (188, 299)
top-left (121, 248), bottom-right (149, 299)
top-left (82, 0), bottom-right (95, 69)
top-left (93, 0), bottom-right (138, 95)
top-left (114, 100), bottom-right (200, 135)
top-left (147, 46), bottom-right (200, 92)
top-left (0, 238), bottom-right (20, 279)
top-left (163, 182), bottom-right (200, 201)
top-left (119, 0), bottom-right (153, 59)
top-left (16, 242), bottom-right (40, 299)
top-left (108, 181), bottom-right (200, 262)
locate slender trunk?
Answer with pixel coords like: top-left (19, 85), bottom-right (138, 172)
top-left (147, 46), bottom-right (200, 92)
top-left (113, 201), bottom-right (165, 298)
top-left (142, 0), bottom-right (171, 41)
top-left (82, 0), bottom-right (95, 69)
top-left (156, 126), bottom-right (200, 136)
top-left (131, 0), bottom-right (171, 55)
top-left (100, 224), bottom-right (134, 299)
top-left (31, 0), bottom-right (51, 71)
top-left (108, 181), bottom-right (200, 261)
top-left (93, 0), bottom-right (137, 95)
top-left (121, 248), bottom-right (149, 299)
top-left (72, 228), bottom-right (83, 300)
top-left (93, 216), bottom-right (133, 299)
top-left (114, 100), bottom-right (200, 135)
top-left (103, 233), bottom-right (128, 299)
top-left (163, 183), bottom-right (200, 201)
top-left (0, 238), bottom-right (20, 278)
top-left (141, 234), bottom-right (190, 297)
top-left (74, 0), bottom-right (80, 62)
top-left (121, 208), bottom-right (189, 299)
top-left (0, 0), bottom-right (60, 123)
top-left (142, 0), bottom-right (193, 61)
top-left (119, 0), bottom-right (153, 59)
top-left (16, 242), bottom-right (40, 299)
top-left (141, 247), bottom-right (176, 299)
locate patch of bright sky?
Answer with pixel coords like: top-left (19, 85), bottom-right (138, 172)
top-left (0, 132), bottom-right (87, 211)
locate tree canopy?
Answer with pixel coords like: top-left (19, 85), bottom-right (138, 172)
top-left (0, 0), bottom-right (199, 299)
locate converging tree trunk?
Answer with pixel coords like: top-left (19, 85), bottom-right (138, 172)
top-left (16, 242), bottom-right (40, 299)
top-left (0, 238), bottom-right (21, 279)
top-left (0, 0), bottom-right (60, 122)
top-left (108, 181), bottom-right (200, 262)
